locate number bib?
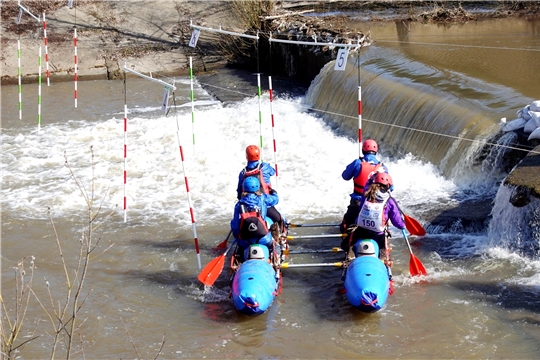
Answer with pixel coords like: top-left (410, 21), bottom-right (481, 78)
top-left (357, 200), bottom-right (386, 232)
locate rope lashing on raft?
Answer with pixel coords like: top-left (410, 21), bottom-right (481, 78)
top-left (360, 292), bottom-right (379, 307)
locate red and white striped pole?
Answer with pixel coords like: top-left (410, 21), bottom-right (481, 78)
top-left (38, 46), bottom-right (42, 130)
top-left (17, 39), bottom-right (22, 120)
top-left (174, 112), bottom-right (201, 269)
top-left (73, 27), bottom-right (78, 107)
top-left (123, 103), bottom-right (128, 222)
top-left (268, 75), bottom-right (279, 190)
top-left (358, 85), bottom-right (363, 157)
top-left (43, 12), bottom-right (50, 86)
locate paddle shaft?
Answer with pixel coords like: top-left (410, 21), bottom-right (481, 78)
top-left (289, 223), bottom-right (339, 228)
top-left (284, 247), bottom-right (343, 254)
top-left (281, 262), bottom-right (343, 268)
top-left (403, 229), bottom-right (414, 253)
top-left (286, 234), bottom-right (346, 240)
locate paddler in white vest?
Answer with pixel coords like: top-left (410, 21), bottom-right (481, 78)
top-left (236, 145), bottom-right (286, 233)
top-left (341, 172), bottom-right (405, 258)
top-left (340, 139), bottom-right (391, 233)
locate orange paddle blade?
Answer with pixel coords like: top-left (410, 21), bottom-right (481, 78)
top-left (409, 254), bottom-right (428, 276)
top-left (197, 254), bottom-right (226, 286)
top-left (214, 230), bottom-right (233, 250)
top-left (214, 239), bottom-right (228, 249)
top-left (404, 215), bottom-right (426, 236)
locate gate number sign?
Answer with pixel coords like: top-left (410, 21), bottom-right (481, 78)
top-left (334, 47), bottom-right (350, 71)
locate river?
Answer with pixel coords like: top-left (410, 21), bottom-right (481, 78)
top-left (1, 16), bottom-right (539, 359)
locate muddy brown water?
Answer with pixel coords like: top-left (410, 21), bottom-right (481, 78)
top-left (1, 17), bottom-right (540, 359)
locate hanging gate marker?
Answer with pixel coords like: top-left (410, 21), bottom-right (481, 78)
top-left (358, 85), bottom-right (363, 157)
top-left (17, 40), bottom-right (22, 120)
top-left (189, 56), bottom-right (196, 153)
top-left (43, 12), bottom-right (50, 86)
top-left (256, 73), bottom-right (263, 149)
top-left (121, 65), bottom-right (203, 268)
top-left (17, 1), bottom-right (41, 22)
top-left (122, 64), bottom-right (178, 223)
top-left (16, 1), bottom-right (42, 120)
top-left (74, 27), bottom-right (78, 108)
top-left (268, 75), bottom-right (279, 191)
top-left (38, 46), bottom-right (42, 130)
top-left (123, 71), bottom-right (128, 223)
top-left (269, 33), bottom-right (366, 156)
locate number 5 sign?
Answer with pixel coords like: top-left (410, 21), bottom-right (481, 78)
top-left (334, 47), bottom-right (350, 71)
top-left (189, 29), bottom-right (200, 48)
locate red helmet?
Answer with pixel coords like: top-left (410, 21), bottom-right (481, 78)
top-left (362, 139), bottom-right (378, 154)
top-left (374, 172), bottom-right (392, 186)
top-left (245, 145), bottom-right (260, 161)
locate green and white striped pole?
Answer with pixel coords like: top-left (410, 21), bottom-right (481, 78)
top-left (38, 46), bottom-right (42, 130)
top-left (257, 73), bottom-right (263, 151)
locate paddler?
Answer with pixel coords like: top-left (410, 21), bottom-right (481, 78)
top-left (236, 145), bottom-right (286, 235)
top-left (341, 172), bottom-right (406, 259)
top-left (339, 139), bottom-right (391, 233)
top-left (231, 177), bottom-right (280, 261)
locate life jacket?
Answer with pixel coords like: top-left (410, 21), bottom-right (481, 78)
top-left (238, 204), bottom-right (269, 240)
top-left (243, 163), bottom-right (271, 194)
top-left (353, 160), bottom-right (382, 196)
top-left (356, 198), bottom-right (389, 233)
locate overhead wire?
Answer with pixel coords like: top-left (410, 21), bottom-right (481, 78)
top-left (191, 21), bottom-right (539, 157)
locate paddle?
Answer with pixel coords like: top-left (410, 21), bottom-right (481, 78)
top-left (286, 234), bottom-right (347, 240)
top-left (198, 240), bottom-right (236, 287)
top-left (284, 247), bottom-right (343, 255)
top-left (281, 261), bottom-right (344, 268)
top-left (402, 229), bottom-right (427, 276)
top-left (391, 195), bottom-right (426, 236)
top-left (288, 223), bottom-right (340, 228)
top-left (214, 230), bottom-right (232, 249)
top-left (403, 214), bottom-right (426, 236)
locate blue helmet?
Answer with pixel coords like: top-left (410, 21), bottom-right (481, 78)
top-left (243, 176), bottom-right (260, 193)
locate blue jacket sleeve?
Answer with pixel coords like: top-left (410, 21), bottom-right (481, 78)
top-left (230, 203), bottom-right (241, 237)
top-left (236, 171), bottom-right (244, 200)
top-left (261, 162), bottom-right (276, 185)
top-left (262, 192), bottom-right (279, 208)
top-left (342, 159), bottom-right (361, 180)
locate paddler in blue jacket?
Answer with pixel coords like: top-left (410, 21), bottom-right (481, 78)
top-left (340, 139), bottom-right (391, 233)
top-left (231, 177), bottom-right (279, 259)
top-left (236, 145), bottom-right (286, 233)
top-left (341, 172), bottom-right (405, 259)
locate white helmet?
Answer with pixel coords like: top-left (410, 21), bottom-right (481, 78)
top-left (355, 239), bottom-right (379, 257)
top-left (248, 244), bottom-right (269, 260)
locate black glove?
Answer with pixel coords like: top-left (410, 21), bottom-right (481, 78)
top-left (270, 189), bottom-right (277, 195)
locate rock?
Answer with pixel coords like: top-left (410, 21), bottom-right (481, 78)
top-left (504, 145), bottom-right (540, 207)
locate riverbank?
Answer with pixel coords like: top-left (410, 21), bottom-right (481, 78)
top-left (2, 1), bottom-right (539, 84)
top-left (1, 0), bottom-right (234, 84)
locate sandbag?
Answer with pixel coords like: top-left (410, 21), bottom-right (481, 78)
top-left (502, 118), bottom-right (527, 132)
top-left (520, 105), bottom-right (531, 120)
top-left (523, 118), bottom-right (538, 133)
top-left (530, 100), bottom-right (540, 112)
top-left (527, 127), bottom-right (540, 141)
top-left (530, 111), bottom-right (540, 127)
